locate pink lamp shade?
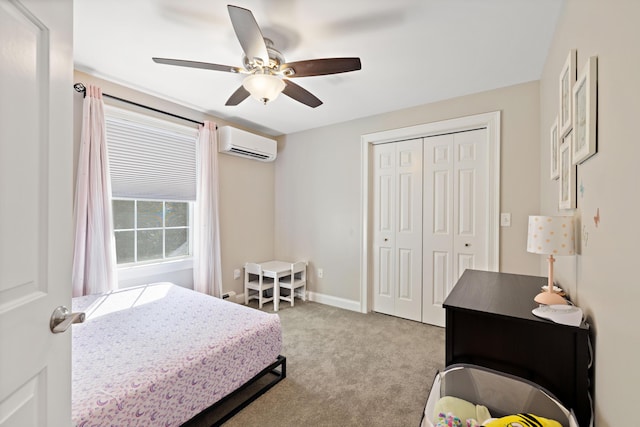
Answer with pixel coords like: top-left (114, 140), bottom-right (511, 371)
top-left (527, 216), bottom-right (575, 305)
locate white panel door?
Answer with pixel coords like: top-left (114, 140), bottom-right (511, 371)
top-left (422, 134), bottom-right (453, 326)
top-left (393, 140), bottom-right (423, 321)
top-left (453, 130), bottom-right (488, 278)
top-left (372, 143), bottom-right (396, 316)
top-left (372, 139), bottom-right (423, 321)
top-left (422, 129), bottom-right (488, 326)
top-left (0, 0), bottom-right (73, 425)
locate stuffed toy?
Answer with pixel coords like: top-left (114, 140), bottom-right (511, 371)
top-left (433, 396), bottom-right (491, 425)
top-left (483, 413), bottom-right (562, 427)
top-left (434, 412), bottom-right (462, 427)
top-left (434, 412), bottom-right (481, 427)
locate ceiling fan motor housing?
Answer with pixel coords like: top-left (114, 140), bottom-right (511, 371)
top-left (242, 38), bottom-right (288, 76)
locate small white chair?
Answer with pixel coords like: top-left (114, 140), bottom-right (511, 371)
top-left (278, 261), bottom-right (307, 307)
top-left (244, 263), bottom-right (274, 309)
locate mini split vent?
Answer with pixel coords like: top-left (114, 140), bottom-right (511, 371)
top-left (218, 126), bottom-right (277, 162)
top-left (228, 146), bottom-right (270, 160)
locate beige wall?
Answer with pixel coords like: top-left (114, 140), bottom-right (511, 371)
top-left (73, 71), bottom-right (275, 295)
top-left (538, 2), bottom-right (640, 425)
top-left (275, 81), bottom-right (541, 304)
top-left (74, 1), bottom-right (640, 420)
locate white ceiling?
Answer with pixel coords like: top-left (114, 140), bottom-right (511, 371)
top-left (74, 0), bottom-right (564, 136)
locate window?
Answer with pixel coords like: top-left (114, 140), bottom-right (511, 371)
top-left (105, 106), bottom-right (198, 267)
top-left (113, 199), bottom-right (191, 264)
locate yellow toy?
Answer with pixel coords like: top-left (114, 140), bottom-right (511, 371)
top-left (484, 413), bottom-right (562, 427)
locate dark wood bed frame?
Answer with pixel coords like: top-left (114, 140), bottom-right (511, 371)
top-left (182, 355), bottom-right (286, 426)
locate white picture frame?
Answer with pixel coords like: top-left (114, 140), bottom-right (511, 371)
top-left (572, 56), bottom-right (598, 164)
top-left (559, 49), bottom-right (577, 137)
top-left (550, 116), bottom-right (559, 180)
top-left (559, 130), bottom-right (576, 210)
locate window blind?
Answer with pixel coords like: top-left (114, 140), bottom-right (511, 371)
top-left (105, 107), bottom-right (198, 201)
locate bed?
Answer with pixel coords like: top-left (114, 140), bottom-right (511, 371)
top-left (71, 282), bottom-right (284, 426)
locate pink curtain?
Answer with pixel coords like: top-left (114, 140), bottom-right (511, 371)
top-left (193, 121), bottom-right (223, 297)
top-left (72, 85), bottom-right (117, 297)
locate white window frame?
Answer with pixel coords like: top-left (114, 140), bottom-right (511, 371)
top-left (112, 198), bottom-right (193, 266)
top-left (117, 257), bottom-right (194, 283)
top-left (104, 105), bottom-right (199, 280)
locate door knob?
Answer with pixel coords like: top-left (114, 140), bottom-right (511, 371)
top-left (384, 238), bottom-right (389, 242)
top-left (465, 243), bottom-right (470, 247)
top-left (50, 306), bottom-right (85, 334)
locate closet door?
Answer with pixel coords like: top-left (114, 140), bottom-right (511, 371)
top-left (372, 139), bottom-right (423, 321)
top-left (422, 129), bottom-right (488, 326)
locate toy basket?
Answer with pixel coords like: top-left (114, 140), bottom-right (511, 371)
top-left (421, 364), bottom-right (579, 427)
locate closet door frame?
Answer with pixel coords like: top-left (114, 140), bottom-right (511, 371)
top-left (360, 112), bottom-right (501, 314)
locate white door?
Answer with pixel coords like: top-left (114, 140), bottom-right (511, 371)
top-left (372, 139), bottom-right (423, 321)
top-left (0, 0), bottom-right (73, 425)
top-left (422, 129), bottom-right (488, 326)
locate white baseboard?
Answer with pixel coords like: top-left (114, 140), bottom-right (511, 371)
top-left (232, 292), bottom-right (245, 304)
top-left (234, 291), bottom-right (361, 313)
top-left (307, 291), bottom-right (361, 312)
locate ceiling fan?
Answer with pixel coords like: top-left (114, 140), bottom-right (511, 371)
top-left (152, 5), bottom-right (362, 108)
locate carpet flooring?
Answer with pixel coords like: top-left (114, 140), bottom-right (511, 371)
top-left (223, 300), bottom-right (445, 427)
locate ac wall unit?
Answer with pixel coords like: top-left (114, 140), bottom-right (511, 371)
top-left (218, 126), bottom-right (277, 162)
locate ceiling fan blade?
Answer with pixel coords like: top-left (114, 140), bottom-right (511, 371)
top-left (281, 58), bottom-right (362, 77)
top-left (282, 80), bottom-right (322, 108)
top-left (225, 85), bottom-right (250, 106)
top-left (152, 57), bottom-right (243, 74)
top-left (227, 5), bottom-right (269, 65)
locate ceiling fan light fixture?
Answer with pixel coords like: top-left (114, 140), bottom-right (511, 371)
top-left (242, 73), bottom-right (285, 104)
top-left (152, 6), bottom-right (361, 108)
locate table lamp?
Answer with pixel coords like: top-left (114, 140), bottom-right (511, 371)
top-left (527, 215), bottom-right (575, 305)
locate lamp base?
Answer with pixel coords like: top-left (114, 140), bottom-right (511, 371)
top-left (534, 291), bottom-right (567, 305)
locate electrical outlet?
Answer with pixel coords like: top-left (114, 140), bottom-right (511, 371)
top-left (500, 213), bottom-right (511, 227)
top-left (318, 268), bottom-right (323, 279)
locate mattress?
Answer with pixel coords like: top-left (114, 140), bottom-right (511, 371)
top-left (71, 282), bottom-right (282, 427)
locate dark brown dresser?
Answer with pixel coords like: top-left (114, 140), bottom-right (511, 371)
top-left (443, 269), bottom-right (592, 427)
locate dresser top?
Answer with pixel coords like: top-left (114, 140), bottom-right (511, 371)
top-left (444, 269), bottom-right (588, 329)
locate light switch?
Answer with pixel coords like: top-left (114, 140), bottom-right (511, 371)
top-left (233, 269), bottom-right (241, 279)
top-left (500, 213), bottom-right (511, 227)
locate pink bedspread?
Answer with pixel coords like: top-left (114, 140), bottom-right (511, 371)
top-left (72, 283), bottom-right (282, 427)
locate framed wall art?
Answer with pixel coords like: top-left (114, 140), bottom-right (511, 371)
top-left (550, 116), bottom-right (559, 180)
top-left (572, 56), bottom-right (598, 164)
top-left (559, 130), bottom-right (576, 210)
top-left (559, 49), bottom-right (577, 137)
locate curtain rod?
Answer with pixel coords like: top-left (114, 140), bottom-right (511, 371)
top-left (74, 83), bottom-right (206, 127)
